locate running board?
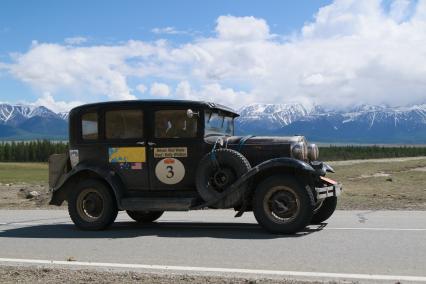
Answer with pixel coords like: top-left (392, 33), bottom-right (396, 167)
top-left (120, 197), bottom-right (197, 211)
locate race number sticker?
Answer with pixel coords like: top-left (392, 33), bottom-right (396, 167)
top-left (155, 158), bottom-right (185, 185)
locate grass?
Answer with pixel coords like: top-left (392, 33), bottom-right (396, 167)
top-left (0, 158), bottom-right (426, 210)
top-left (0, 162), bottom-right (48, 184)
top-left (328, 157), bottom-right (426, 210)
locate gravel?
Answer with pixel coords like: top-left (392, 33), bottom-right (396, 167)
top-left (0, 266), bottom-right (338, 284)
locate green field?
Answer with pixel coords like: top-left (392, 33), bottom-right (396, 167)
top-left (0, 162), bottom-right (48, 184)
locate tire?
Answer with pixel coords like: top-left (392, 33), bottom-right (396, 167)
top-left (253, 175), bottom-right (315, 234)
top-left (68, 179), bottom-right (118, 230)
top-left (311, 197), bottom-right (337, 224)
top-left (126, 210), bottom-right (164, 223)
top-left (196, 148), bottom-right (251, 209)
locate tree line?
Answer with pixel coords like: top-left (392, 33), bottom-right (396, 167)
top-left (319, 145), bottom-right (426, 161)
top-left (0, 141), bottom-right (425, 162)
top-left (0, 140), bottom-right (68, 162)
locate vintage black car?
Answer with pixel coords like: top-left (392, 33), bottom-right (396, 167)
top-left (49, 100), bottom-right (342, 234)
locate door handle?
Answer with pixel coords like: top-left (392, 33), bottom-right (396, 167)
top-left (136, 141), bottom-right (145, 145)
top-left (147, 142), bottom-right (156, 147)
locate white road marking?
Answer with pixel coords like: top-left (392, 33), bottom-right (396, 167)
top-left (326, 227), bottom-right (426, 231)
top-left (0, 257), bottom-right (425, 282)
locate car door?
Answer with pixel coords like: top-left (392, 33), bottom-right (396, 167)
top-left (147, 107), bottom-right (203, 190)
top-left (103, 106), bottom-right (150, 191)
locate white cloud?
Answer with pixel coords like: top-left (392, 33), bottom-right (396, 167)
top-left (151, 27), bottom-right (190, 35)
top-left (136, 84), bottom-right (147, 94)
top-left (7, 42), bottom-right (137, 101)
top-left (215, 15), bottom-right (270, 41)
top-left (150, 82), bottom-right (170, 97)
top-left (2, 0), bottom-right (426, 110)
top-left (390, 0), bottom-right (411, 22)
top-left (64, 36), bottom-right (88, 45)
top-left (33, 93), bottom-right (82, 112)
top-left (175, 81), bottom-right (251, 107)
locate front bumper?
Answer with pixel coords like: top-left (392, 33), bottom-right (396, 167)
top-left (315, 177), bottom-right (342, 200)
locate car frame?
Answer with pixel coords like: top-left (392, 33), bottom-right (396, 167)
top-left (49, 100), bottom-right (342, 234)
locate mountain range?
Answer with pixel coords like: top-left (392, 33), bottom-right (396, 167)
top-left (235, 103), bottom-right (426, 143)
top-left (0, 103), bottom-right (68, 140)
top-left (1, 102), bottom-right (426, 143)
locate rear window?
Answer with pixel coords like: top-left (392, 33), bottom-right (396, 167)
top-left (105, 109), bottom-right (144, 139)
top-left (81, 112), bottom-right (98, 140)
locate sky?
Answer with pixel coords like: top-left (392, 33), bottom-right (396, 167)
top-left (0, 0), bottom-right (425, 112)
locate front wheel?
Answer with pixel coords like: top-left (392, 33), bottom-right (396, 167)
top-left (126, 210), bottom-right (164, 223)
top-left (68, 179), bottom-right (118, 230)
top-left (253, 176), bottom-right (315, 234)
top-left (311, 197), bottom-right (337, 224)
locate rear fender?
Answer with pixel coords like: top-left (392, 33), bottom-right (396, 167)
top-left (49, 163), bottom-right (125, 208)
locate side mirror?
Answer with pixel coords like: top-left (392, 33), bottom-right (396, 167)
top-left (187, 109), bottom-right (199, 118)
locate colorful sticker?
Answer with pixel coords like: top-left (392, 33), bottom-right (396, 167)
top-left (131, 162), bottom-right (143, 170)
top-left (109, 147), bottom-right (146, 163)
top-left (119, 162), bottom-right (131, 170)
top-left (155, 158), bottom-right (185, 185)
top-left (118, 163), bottom-right (142, 170)
top-left (118, 162), bottom-right (143, 170)
top-left (154, 147), bottom-right (188, 158)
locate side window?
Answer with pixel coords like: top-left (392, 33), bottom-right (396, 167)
top-left (105, 109), bottom-right (143, 139)
top-left (155, 110), bottom-right (197, 138)
top-left (81, 112), bottom-right (98, 140)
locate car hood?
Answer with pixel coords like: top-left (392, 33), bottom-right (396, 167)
top-left (205, 135), bottom-right (306, 146)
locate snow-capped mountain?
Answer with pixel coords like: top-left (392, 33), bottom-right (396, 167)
top-left (0, 103), bottom-right (68, 139)
top-left (236, 103), bottom-right (426, 143)
top-left (0, 101), bottom-right (425, 143)
top-left (238, 103), bottom-right (313, 126)
top-left (57, 112), bottom-right (70, 120)
top-left (0, 104), bottom-right (59, 126)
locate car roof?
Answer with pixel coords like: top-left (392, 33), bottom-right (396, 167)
top-left (70, 99), bottom-right (239, 117)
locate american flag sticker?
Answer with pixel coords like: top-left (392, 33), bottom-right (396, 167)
top-left (131, 162), bottom-right (143, 170)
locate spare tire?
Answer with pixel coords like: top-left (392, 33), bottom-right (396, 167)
top-left (196, 148), bottom-right (251, 209)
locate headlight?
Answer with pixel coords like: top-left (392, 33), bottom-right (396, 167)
top-left (291, 142), bottom-right (308, 160)
top-left (307, 143), bottom-right (319, 161)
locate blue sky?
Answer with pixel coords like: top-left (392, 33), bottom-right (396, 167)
top-left (0, 0), bottom-right (425, 111)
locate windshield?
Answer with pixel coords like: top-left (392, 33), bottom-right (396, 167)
top-left (204, 110), bottom-right (234, 136)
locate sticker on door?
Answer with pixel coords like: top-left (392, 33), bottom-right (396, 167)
top-left (154, 147), bottom-right (187, 158)
top-left (155, 158), bottom-right (185, 185)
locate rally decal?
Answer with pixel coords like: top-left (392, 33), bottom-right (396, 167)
top-left (155, 158), bottom-right (185, 185)
top-left (117, 162), bottom-right (143, 170)
top-left (154, 147), bottom-right (188, 158)
top-left (108, 147), bottom-right (146, 163)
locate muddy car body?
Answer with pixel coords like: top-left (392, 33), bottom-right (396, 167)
top-left (49, 100), bottom-right (342, 234)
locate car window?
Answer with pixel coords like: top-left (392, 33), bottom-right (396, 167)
top-left (105, 109), bottom-right (144, 139)
top-left (155, 110), bottom-right (197, 138)
top-left (82, 112), bottom-right (98, 140)
top-left (205, 111), bottom-right (234, 136)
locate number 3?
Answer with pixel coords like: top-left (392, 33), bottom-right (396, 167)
top-left (166, 166), bottom-right (174, 178)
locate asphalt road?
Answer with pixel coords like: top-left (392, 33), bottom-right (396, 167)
top-left (0, 209), bottom-right (425, 282)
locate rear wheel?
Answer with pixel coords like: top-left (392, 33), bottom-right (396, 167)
top-left (68, 179), bottom-right (118, 230)
top-left (126, 210), bottom-right (164, 223)
top-left (253, 176), bottom-right (314, 234)
top-left (311, 197), bottom-right (337, 224)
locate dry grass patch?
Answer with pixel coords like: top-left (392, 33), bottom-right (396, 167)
top-left (328, 158), bottom-right (426, 210)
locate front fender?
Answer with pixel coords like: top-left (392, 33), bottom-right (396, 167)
top-left (253, 157), bottom-right (315, 174)
top-left (226, 158), bottom-right (316, 191)
top-left (49, 163), bottom-right (125, 207)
